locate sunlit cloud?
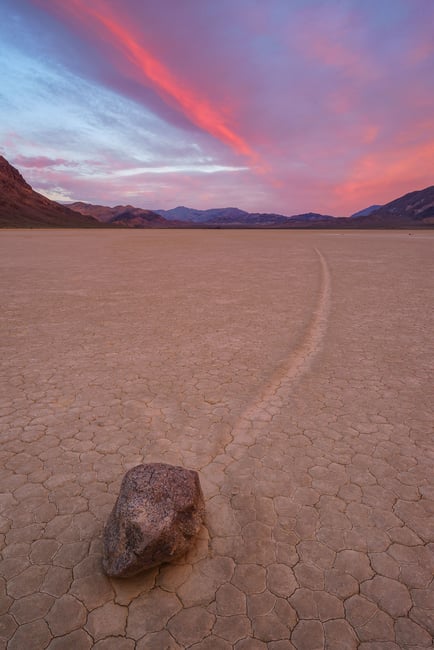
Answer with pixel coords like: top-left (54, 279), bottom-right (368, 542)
top-left (12, 155), bottom-right (78, 168)
top-left (107, 165), bottom-right (249, 177)
top-left (1, 0), bottom-right (434, 214)
top-left (38, 0), bottom-right (259, 163)
top-left (35, 186), bottom-right (75, 202)
top-left (334, 138), bottom-right (434, 213)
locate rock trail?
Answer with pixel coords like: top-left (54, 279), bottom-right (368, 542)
top-left (0, 230), bottom-right (433, 649)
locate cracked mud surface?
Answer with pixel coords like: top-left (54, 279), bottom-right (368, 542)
top-left (1, 229), bottom-right (433, 649)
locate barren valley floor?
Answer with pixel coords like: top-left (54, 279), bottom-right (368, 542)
top-left (0, 229), bottom-right (433, 649)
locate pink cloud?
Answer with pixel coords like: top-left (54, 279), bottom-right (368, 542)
top-left (13, 155), bottom-right (77, 168)
top-left (11, 1), bottom-right (434, 215)
top-left (41, 0), bottom-right (259, 165)
top-left (334, 138), bottom-right (434, 214)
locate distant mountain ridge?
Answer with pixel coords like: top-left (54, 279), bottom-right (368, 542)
top-left (156, 193), bottom-right (434, 227)
top-left (0, 156), bottom-right (101, 228)
top-left (155, 206), bottom-right (336, 226)
top-left (156, 206), bottom-right (249, 223)
top-left (153, 188), bottom-right (434, 228)
top-left (69, 202), bottom-right (173, 228)
top-left (1, 153), bottom-right (433, 228)
top-left (351, 187), bottom-right (434, 226)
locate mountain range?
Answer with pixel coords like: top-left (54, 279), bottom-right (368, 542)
top-left (68, 202), bottom-right (178, 228)
top-left (1, 154), bottom-right (433, 229)
top-left (155, 206), bottom-right (338, 226)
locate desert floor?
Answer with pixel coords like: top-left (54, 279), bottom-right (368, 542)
top-left (0, 229), bottom-right (433, 649)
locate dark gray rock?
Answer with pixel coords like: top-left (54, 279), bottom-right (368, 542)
top-left (102, 463), bottom-right (205, 577)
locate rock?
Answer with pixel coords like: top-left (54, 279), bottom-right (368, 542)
top-left (102, 463), bottom-right (205, 577)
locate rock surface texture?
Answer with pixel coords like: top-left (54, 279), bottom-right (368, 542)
top-left (103, 463), bottom-right (205, 577)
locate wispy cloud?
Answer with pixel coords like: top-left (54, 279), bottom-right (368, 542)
top-left (2, 0), bottom-right (434, 214)
top-left (13, 155), bottom-right (78, 168)
top-left (38, 0), bottom-right (259, 162)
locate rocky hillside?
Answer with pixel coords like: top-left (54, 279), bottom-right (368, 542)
top-left (70, 202), bottom-right (176, 228)
top-left (357, 186), bottom-right (434, 226)
top-left (0, 156), bottom-right (101, 228)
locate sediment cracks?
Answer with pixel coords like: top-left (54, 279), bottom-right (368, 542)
top-left (228, 247), bottom-right (331, 446)
top-left (177, 248), bottom-right (334, 643)
top-left (134, 247), bottom-right (335, 645)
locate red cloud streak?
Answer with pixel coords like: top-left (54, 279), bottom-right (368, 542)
top-left (46, 0), bottom-right (257, 163)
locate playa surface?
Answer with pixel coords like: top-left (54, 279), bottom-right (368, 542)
top-left (1, 229), bottom-right (433, 649)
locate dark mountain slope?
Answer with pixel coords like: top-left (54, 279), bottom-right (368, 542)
top-left (353, 186), bottom-right (434, 226)
top-left (0, 156), bottom-right (101, 228)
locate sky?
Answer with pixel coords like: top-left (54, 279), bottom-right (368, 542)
top-left (1, 0), bottom-right (434, 216)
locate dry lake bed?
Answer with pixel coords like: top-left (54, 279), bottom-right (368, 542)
top-left (0, 229), bottom-right (433, 649)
